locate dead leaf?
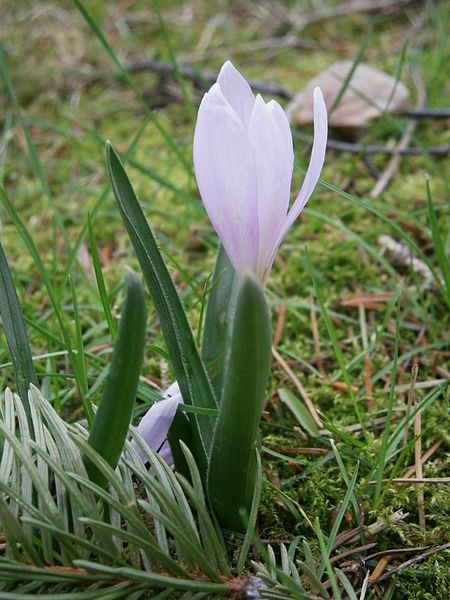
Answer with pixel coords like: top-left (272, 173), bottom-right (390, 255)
top-left (287, 60), bottom-right (410, 128)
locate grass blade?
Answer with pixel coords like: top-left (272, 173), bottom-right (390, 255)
top-left (73, 0), bottom-right (192, 176)
top-left (201, 244), bottom-right (239, 398)
top-left (88, 214), bottom-right (117, 340)
top-left (207, 276), bottom-right (272, 531)
top-left (0, 241), bottom-right (38, 420)
top-left (426, 175), bottom-right (450, 306)
top-left (86, 269), bottom-right (146, 488)
top-left (105, 141), bottom-right (216, 472)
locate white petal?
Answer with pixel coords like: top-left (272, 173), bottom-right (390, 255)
top-left (133, 394), bottom-right (182, 463)
top-left (194, 83), bottom-right (259, 276)
top-left (163, 381), bottom-right (180, 398)
top-left (247, 96), bottom-right (294, 278)
top-left (217, 60), bottom-right (256, 127)
top-left (280, 87), bottom-right (328, 239)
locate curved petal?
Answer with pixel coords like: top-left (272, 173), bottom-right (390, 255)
top-left (217, 60), bottom-right (256, 127)
top-left (163, 381), bottom-right (180, 398)
top-left (247, 96), bottom-right (294, 278)
top-left (280, 87), bottom-right (328, 239)
top-left (194, 83), bottom-right (259, 276)
top-left (133, 394), bottom-right (182, 463)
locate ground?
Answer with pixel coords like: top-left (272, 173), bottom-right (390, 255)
top-left (0, 0), bottom-right (449, 597)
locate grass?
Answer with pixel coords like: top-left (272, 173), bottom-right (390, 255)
top-left (0, 0), bottom-right (449, 597)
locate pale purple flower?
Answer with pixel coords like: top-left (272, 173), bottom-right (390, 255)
top-left (193, 61), bottom-right (328, 283)
top-left (133, 382), bottom-right (182, 465)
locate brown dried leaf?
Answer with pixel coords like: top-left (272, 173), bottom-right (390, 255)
top-left (287, 60), bottom-right (410, 128)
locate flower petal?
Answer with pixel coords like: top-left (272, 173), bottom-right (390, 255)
top-left (280, 87), bottom-right (328, 239)
top-left (134, 394), bottom-right (182, 463)
top-left (217, 60), bottom-right (256, 127)
top-left (194, 83), bottom-right (259, 276)
top-left (247, 95), bottom-right (294, 278)
top-left (163, 381), bottom-right (180, 398)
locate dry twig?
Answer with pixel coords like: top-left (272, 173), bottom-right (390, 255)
top-left (309, 290), bottom-right (326, 377)
top-left (404, 363), bottom-right (419, 444)
top-left (272, 346), bottom-right (323, 428)
top-left (414, 395), bottom-right (426, 527)
top-left (370, 68), bottom-right (427, 197)
top-left (402, 439), bottom-right (443, 479)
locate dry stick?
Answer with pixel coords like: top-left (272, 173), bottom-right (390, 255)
top-left (403, 363), bottom-right (419, 445)
top-left (414, 395), bottom-right (426, 528)
top-left (368, 477), bottom-right (450, 485)
top-left (283, 0), bottom-right (415, 29)
top-left (272, 346), bottom-right (323, 428)
top-left (273, 303), bottom-right (287, 347)
top-left (309, 290), bottom-right (326, 377)
top-left (358, 304), bottom-right (373, 411)
top-left (402, 439), bottom-right (443, 479)
top-left (370, 68), bottom-right (427, 198)
top-left (376, 542), bottom-right (450, 583)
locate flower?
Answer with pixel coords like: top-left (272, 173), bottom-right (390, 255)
top-left (132, 382), bottom-right (182, 465)
top-left (193, 61), bottom-right (328, 283)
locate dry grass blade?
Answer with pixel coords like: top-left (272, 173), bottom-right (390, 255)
top-left (272, 346), bottom-right (323, 428)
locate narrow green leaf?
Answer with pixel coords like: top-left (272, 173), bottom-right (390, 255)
top-left (86, 268), bottom-right (146, 487)
top-left (73, 0), bottom-right (192, 176)
top-left (318, 462), bottom-right (359, 578)
top-left (201, 244), bottom-right (239, 398)
top-left (237, 452), bottom-right (263, 572)
top-left (0, 241), bottom-right (38, 420)
top-left (304, 249), bottom-right (366, 432)
top-left (88, 214), bottom-right (117, 339)
top-left (315, 519), bottom-right (342, 600)
top-left (0, 186), bottom-right (92, 422)
top-left (426, 176), bottom-right (450, 307)
top-left (69, 275), bottom-right (89, 400)
top-left (373, 303), bottom-right (401, 508)
top-left (278, 388), bottom-right (320, 437)
top-left (167, 410), bottom-right (196, 480)
top-left (105, 141), bottom-right (216, 472)
top-left (328, 36), bottom-right (369, 116)
top-left (207, 275), bottom-right (272, 531)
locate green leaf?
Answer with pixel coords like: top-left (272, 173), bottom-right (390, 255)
top-left (73, 0), bottom-right (192, 177)
top-left (207, 275), bottom-right (272, 531)
top-left (167, 410), bottom-right (196, 480)
top-left (278, 388), bottom-right (320, 437)
top-left (105, 141), bottom-right (216, 473)
top-left (86, 268), bottom-right (146, 488)
top-left (0, 241), bottom-right (38, 420)
top-left (88, 214), bottom-right (117, 339)
top-left (426, 176), bottom-right (450, 309)
top-left (201, 244), bottom-right (239, 398)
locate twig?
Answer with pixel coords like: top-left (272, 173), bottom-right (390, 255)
top-left (123, 59), bottom-right (450, 121)
top-left (273, 303), bottom-right (286, 347)
top-left (309, 290), bottom-right (326, 377)
top-left (277, 0), bottom-right (416, 30)
top-left (370, 68), bottom-right (426, 197)
top-left (358, 304), bottom-right (374, 410)
top-left (297, 134), bottom-right (450, 157)
top-left (359, 571), bottom-right (370, 600)
top-left (318, 135), bottom-right (450, 156)
top-left (378, 235), bottom-right (440, 287)
top-left (404, 363), bottom-right (419, 445)
top-left (395, 379), bottom-right (445, 394)
top-left (376, 542), bottom-right (450, 583)
top-left (333, 510), bottom-right (408, 548)
top-left (368, 477), bottom-right (449, 484)
top-left (330, 543), bottom-right (377, 564)
top-left (402, 440), bottom-right (443, 478)
top-left (272, 346), bottom-right (323, 428)
top-left (414, 395), bottom-right (426, 528)
top-left (366, 545), bottom-right (429, 561)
